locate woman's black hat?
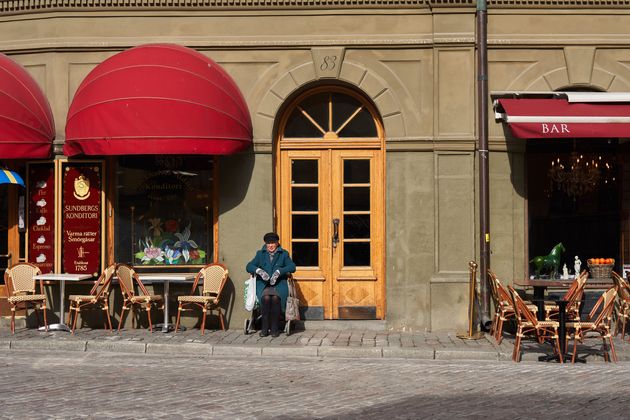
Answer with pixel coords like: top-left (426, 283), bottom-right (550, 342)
top-left (264, 232), bottom-right (280, 244)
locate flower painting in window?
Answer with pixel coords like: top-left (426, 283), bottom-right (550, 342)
top-left (115, 156), bottom-right (213, 267)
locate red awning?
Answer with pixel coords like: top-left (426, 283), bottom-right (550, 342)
top-left (0, 53), bottom-right (55, 159)
top-left (64, 44), bottom-right (252, 156)
top-left (494, 95), bottom-right (630, 139)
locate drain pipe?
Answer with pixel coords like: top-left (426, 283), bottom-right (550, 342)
top-left (477, 0), bottom-right (491, 328)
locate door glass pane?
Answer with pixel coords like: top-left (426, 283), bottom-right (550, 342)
top-left (292, 215), bottom-right (318, 239)
top-left (344, 242), bottom-right (370, 266)
top-left (344, 215), bottom-right (370, 239)
top-left (344, 187), bottom-right (370, 211)
top-left (292, 242), bottom-right (319, 267)
top-left (292, 187), bottom-right (318, 211)
top-left (344, 160), bottom-right (370, 183)
top-left (292, 160), bottom-right (318, 184)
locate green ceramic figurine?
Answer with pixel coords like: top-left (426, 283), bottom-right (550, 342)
top-left (529, 242), bottom-right (566, 279)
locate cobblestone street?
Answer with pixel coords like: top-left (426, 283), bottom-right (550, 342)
top-left (0, 349), bottom-right (629, 419)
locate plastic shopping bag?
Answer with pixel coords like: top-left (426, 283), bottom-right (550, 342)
top-left (244, 275), bottom-right (256, 311)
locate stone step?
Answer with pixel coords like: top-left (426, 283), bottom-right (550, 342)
top-left (296, 320), bottom-right (387, 331)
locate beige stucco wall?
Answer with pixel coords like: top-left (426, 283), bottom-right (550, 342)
top-left (5, 3), bottom-right (630, 331)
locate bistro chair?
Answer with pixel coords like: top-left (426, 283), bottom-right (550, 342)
top-left (566, 287), bottom-right (618, 363)
top-left (115, 264), bottom-right (164, 332)
top-left (508, 285), bottom-right (563, 363)
top-left (611, 271), bottom-right (630, 340)
top-left (4, 262), bottom-right (48, 334)
top-left (174, 263), bottom-right (228, 334)
top-left (66, 263), bottom-right (116, 334)
top-left (488, 271), bottom-right (538, 344)
top-left (544, 270), bottom-right (588, 322)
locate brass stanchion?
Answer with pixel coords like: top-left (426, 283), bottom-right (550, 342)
top-left (457, 261), bottom-right (485, 340)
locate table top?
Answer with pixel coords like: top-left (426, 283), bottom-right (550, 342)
top-left (34, 273), bottom-right (93, 281)
top-left (137, 273), bottom-right (196, 282)
top-left (514, 278), bottom-right (614, 288)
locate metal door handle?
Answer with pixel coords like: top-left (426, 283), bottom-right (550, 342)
top-left (332, 218), bottom-right (340, 249)
top-left (0, 253), bottom-right (10, 259)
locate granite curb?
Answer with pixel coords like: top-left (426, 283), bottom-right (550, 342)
top-left (0, 338), bottom-right (509, 361)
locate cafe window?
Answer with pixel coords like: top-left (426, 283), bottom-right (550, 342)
top-left (527, 138), bottom-right (622, 275)
top-left (115, 156), bottom-right (215, 268)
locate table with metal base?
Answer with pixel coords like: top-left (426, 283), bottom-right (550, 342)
top-left (138, 273), bottom-right (196, 333)
top-left (34, 273), bottom-right (93, 332)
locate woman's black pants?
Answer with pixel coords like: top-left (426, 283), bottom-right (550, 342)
top-left (260, 294), bottom-right (281, 334)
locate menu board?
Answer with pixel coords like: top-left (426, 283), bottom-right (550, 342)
top-left (27, 163), bottom-right (55, 274)
top-left (62, 162), bottom-right (102, 277)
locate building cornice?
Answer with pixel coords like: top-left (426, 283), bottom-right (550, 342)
top-left (1, 0), bottom-right (629, 16)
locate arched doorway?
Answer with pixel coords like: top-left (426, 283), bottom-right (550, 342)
top-left (275, 85), bottom-right (385, 320)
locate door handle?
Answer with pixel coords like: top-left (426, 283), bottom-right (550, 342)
top-left (332, 218), bottom-right (340, 249)
top-left (0, 253), bottom-right (10, 259)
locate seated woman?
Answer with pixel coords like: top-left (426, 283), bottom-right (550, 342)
top-left (246, 232), bottom-right (296, 337)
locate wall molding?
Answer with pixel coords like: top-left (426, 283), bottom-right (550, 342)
top-left (1, 0), bottom-right (629, 16)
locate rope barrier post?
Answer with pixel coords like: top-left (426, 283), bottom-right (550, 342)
top-left (457, 261), bottom-right (485, 340)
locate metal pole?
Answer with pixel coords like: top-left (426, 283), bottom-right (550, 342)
top-left (477, 0), bottom-right (491, 327)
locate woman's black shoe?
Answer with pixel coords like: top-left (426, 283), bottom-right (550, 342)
top-left (259, 331), bottom-right (269, 337)
top-left (271, 331), bottom-right (280, 338)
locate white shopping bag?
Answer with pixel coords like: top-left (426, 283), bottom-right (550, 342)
top-left (244, 275), bottom-right (256, 311)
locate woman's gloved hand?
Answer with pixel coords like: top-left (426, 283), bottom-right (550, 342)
top-left (256, 268), bottom-right (270, 281)
top-left (270, 270), bottom-right (280, 286)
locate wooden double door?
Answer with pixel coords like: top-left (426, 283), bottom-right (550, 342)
top-left (278, 148), bottom-right (384, 319)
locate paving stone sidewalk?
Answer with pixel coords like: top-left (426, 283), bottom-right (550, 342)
top-left (1, 326), bottom-right (629, 362)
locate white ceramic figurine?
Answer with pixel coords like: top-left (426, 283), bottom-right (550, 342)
top-left (574, 255), bottom-right (582, 276)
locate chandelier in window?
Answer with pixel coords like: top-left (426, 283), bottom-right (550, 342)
top-left (548, 150), bottom-right (614, 198)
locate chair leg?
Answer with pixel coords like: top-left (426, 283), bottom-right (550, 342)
top-left (609, 336), bottom-right (618, 362)
top-left (512, 331), bottom-right (522, 362)
top-left (200, 308), bottom-right (207, 335)
top-left (10, 307), bottom-right (15, 334)
top-left (146, 306), bottom-right (153, 332)
top-left (496, 317), bottom-right (504, 344)
top-left (602, 337), bottom-right (610, 362)
top-left (34, 306), bottom-right (40, 328)
top-left (553, 334), bottom-right (563, 363)
top-left (118, 306), bottom-right (128, 332)
top-left (218, 308), bottom-right (225, 331)
top-left (175, 303), bottom-right (183, 333)
top-left (622, 313), bottom-right (627, 340)
top-left (71, 307), bottom-right (79, 334)
top-left (104, 305), bottom-right (113, 332)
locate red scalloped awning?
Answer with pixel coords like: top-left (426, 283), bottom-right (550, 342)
top-left (495, 97), bottom-right (630, 139)
top-left (0, 53), bottom-right (55, 159)
top-left (64, 44), bottom-right (252, 156)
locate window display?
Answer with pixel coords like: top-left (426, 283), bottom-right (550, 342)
top-left (115, 156), bottom-right (214, 267)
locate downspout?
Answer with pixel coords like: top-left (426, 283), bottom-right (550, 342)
top-left (477, 0), bottom-right (491, 327)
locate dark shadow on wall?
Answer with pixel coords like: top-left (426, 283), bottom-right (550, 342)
top-left (502, 125), bottom-right (527, 199)
top-left (218, 150), bottom-right (256, 215)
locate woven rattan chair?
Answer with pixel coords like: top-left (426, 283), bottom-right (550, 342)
top-left (611, 271), bottom-right (630, 340)
top-left (67, 264), bottom-right (116, 334)
top-left (116, 264), bottom-right (164, 332)
top-left (174, 263), bottom-right (228, 334)
top-left (508, 285), bottom-right (563, 362)
top-left (567, 287), bottom-right (618, 363)
top-left (544, 270), bottom-right (588, 322)
top-left (4, 262), bottom-right (48, 334)
top-left (488, 271), bottom-right (538, 344)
